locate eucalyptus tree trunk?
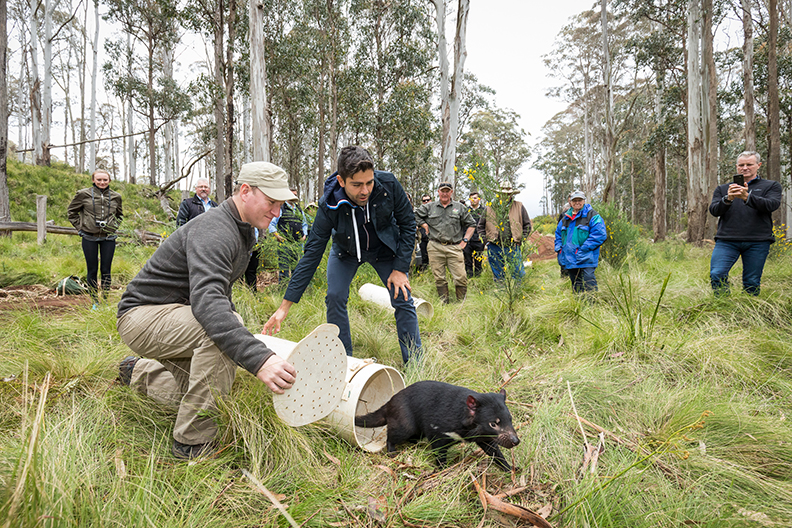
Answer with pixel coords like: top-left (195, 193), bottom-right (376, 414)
top-left (702, 0), bottom-right (718, 237)
top-left (583, 71), bottom-right (593, 197)
top-left (249, 0), bottom-right (270, 162)
top-left (686, 0), bottom-right (708, 245)
top-left (243, 93), bottom-right (251, 163)
top-left (213, 2), bottom-right (225, 201)
top-left (42, 0), bottom-right (53, 166)
top-left (126, 33), bottom-right (135, 183)
top-left (17, 43), bottom-right (26, 162)
top-left (224, 0), bottom-right (236, 199)
top-left (78, 0), bottom-right (87, 172)
top-left (600, 0), bottom-right (616, 203)
top-left (653, 70), bottom-right (667, 241)
top-left (767, 0), bottom-right (780, 183)
top-left (29, 0), bottom-right (43, 165)
top-left (432, 0), bottom-right (449, 182)
top-left (89, 0), bottom-right (99, 173)
top-left (163, 44), bottom-right (174, 183)
top-left (328, 0), bottom-right (339, 173)
top-left (432, 0), bottom-right (469, 187)
top-left (0, 0), bottom-right (10, 229)
top-left (742, 0), bottom-right (755, 151)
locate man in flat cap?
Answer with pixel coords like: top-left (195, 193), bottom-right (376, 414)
top-left (414, 182), bottom-right (476, 302)
top-left (116, 161), bottom-right (298, 460)
top-left (264, 146), bottom-right (422, 364)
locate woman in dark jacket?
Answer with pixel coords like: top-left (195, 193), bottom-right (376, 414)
top-left (67, 169), bottom-right (123, 306)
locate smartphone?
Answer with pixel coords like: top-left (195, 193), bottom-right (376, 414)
top-left (733, 174), bottom-right (745, 186)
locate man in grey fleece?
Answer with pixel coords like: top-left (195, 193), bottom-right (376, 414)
top-left (117, 162), bottom-right (298, 460)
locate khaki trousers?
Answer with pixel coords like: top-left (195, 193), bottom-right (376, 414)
top-left (427, 240), bottom-right (467, 291)
top-left (117, 304), bottom-right (239, 445)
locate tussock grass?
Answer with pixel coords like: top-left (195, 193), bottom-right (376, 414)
top-left (1, 234), bottom-right (791, 526)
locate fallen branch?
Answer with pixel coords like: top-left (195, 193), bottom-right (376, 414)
top-left (469, 473), bottom-right (553, 528)
top-left (241, 468), bottom-right (300, 528)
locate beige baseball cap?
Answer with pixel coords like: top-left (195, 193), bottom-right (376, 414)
top-left (237, 162), bottom-right (295, 201)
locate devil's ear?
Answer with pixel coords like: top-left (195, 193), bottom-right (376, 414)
top-left (466, 395), bottom-right (478, 413)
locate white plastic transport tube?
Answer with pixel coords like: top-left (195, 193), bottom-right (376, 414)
top-left (255, 323), bottom-right (404, 452)
top-left (358, 283), bottom-right (434, 318)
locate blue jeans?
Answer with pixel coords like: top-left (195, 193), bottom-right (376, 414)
top-left (568, 267), bottom-right (597, 293)
top-left (710, 240), bottom-right (772, 296)
top-left (487, 244), bottom-right (525, 282)
top-left (326, 248), bottom-right (422, 364)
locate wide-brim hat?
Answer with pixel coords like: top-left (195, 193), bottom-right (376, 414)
top-left (237, 162), bottom-right (295, 202)
top-left (499, 183), bottom-right (518, 194)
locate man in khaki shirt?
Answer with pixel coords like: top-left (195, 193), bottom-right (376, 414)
top-left (414, 182), bottom-right (476, 302)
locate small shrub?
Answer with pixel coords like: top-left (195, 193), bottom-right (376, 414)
top-left (597, 202), bottom-right (643, 268)
top-left (769, 223), bottom-right (792, 260)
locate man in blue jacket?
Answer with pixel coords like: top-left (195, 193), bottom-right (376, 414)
top-left (263, 146), bottom-right (422, 364)
top-left (709, 151), bottom-right (782, 296)
top-left (555, 191), bottom-right (607, 293)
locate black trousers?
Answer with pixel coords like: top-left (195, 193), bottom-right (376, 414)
top-left (463, 238), bottom-right (486, 277)
top-left (244, 246), bottom-right (262, 290)
top-left (82, 237), bottom-right (116, 301)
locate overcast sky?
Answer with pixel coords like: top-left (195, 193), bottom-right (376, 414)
top-left (465, 0), bottom-right (596, 217)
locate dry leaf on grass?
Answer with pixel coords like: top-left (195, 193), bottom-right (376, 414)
top-left (470, 473), bottom-right (553, 528)
top-left (367, 495), bottom-right (388, 523)
top-left (114, 449), bottom-right (127, 479)
top-left (323, 449), bottom-right (341, 466)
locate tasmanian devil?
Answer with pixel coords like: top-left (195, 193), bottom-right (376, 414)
top-left (354, 380), bottom-right (520, 470)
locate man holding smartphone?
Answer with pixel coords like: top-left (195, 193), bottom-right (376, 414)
top-left (708, 151), bottom-right (782, 296)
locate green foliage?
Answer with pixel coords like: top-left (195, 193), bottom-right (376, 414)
top-left (531, 214), bottom-right (560, 235)
top-left (769, 224), bottom-right (792, 260)
top-left (597, 202), bottom-right (643, 268)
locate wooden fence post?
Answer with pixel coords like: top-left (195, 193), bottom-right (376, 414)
top-left (36, 195), bottom-right (47, 245)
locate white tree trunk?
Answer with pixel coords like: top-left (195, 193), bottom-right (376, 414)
top-left (162, 45), bottom-right (174, 183)
top-left (449, 0), bottom-right (469, 187)
top-left (250, 0), bottom-right (270, 162)
top-left (88, 0), bottom-right (99, 173)
top-left (17, 43), bottom-right (26, 162)
top-left (433, 0), bottom-right (469, 187)
top-left (742, 0), bottom-right (755, 151)
top-left (686, 0), bottom-right (707, 244)
top-left (42, 0), bottom-right (56, 166)
top-left (600, 0), bottom-right (615, 202)
top-left (29, 0), bottom-right (43, 165)
top-left (243, 93), bottom-right (251, 163)
top-left (126, 33), bottom-right (135, 183)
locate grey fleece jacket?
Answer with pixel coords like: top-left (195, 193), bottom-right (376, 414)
top-left (117, 199), bottom-right (274, 375)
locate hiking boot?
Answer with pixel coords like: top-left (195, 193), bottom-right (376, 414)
top-left (118, 356), bottom-right (139, 386)
top-left (172, 439), bottom-right (216, 460)
top-left (436, 284), bottom-right (449, 304)
top-left (455, 285), bottom-right (467, 302)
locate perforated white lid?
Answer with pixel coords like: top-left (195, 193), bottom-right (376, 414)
top-left (254, 324), bottom-right (347, 426)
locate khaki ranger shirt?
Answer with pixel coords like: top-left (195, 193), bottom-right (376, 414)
top-left (414, 200), bottom-right (476, 244)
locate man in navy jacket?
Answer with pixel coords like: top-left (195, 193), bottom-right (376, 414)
top-left (709, 151), bottom-right (782, 295)
top-left (176, 178), bottom-right (218, 226)
top-left (263, 146), bottom-right (422, 364)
